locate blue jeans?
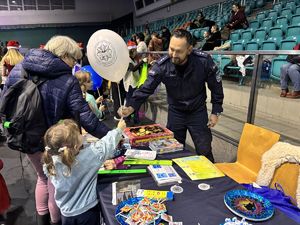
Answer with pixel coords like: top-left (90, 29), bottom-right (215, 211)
top-left (280, 63), bottom-right (300, 91)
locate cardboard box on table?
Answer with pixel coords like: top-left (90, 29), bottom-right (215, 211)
top-left (123, 124), bottom-right (173, 147)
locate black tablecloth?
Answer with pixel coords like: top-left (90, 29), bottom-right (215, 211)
top-left (97, 151), bottom-right (299, 225)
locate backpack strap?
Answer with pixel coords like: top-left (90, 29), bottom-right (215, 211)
top-left (20, 65), bottom-right (47, 86)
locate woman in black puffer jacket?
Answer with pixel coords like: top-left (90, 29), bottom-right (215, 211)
top-left (2, 36), bottom-right (110, 225)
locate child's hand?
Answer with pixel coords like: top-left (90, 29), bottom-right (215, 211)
top-left (99, 105), bottom-right (106, 112)
top-left (96, 96), bottom-right (104, 104)
top-left (117, 119), bottom-right (126, 131)
top-left (104, 160), bottom-right (116, 170)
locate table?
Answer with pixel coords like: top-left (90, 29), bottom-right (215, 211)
top-left (97, 151), bottom-right (299, 225)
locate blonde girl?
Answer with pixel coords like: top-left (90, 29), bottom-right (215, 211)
top-left (75, 70), bottom-right (105, 120)
top-left (42, 119), bottom-right (126, 225)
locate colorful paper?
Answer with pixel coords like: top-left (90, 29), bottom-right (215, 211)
top-left (173, 156), bottom-right (224, 180)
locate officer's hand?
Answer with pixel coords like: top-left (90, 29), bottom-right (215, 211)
top-left (208, 114), bottom-right (219, 128)
top-left (118, 106), bottom-right (134, 118)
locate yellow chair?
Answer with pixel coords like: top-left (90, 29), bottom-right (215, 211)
top-left (215, 123), bottom-right (280, 184)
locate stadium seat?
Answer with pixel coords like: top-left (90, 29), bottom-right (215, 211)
top-left (271, 57), bottom-right (288, 81)
top-left (296, 6), bottom-right (300, 14)
top-left (249, 20), bottom-right (260, 29)
top-left (267, 36), bottom-right (283, 46)
top-left (215, 123), bottom-right (280, 184)
top-left (291, 14), bottom-right (300, 25)
top-left (285, 2), bottom-right (296, 13)
top-left (254, 28), bottom-right (267, 40)
top-left (286, 25), bottom-right (300, 37)
top-left (245, 41), bottom-right (259, 50)
top-left (281, 8), bottom-right (293, 20)
top-left (261, 40), bottom-right (277, 50)
top-left (268, 10), bottom-right (279, 22)
top-left (256, 11), bottom-right (266, 22)
top-left (230, 30), bottom-right (241, 42)
top-left (269, 26), bottom-right (283, 38)
top-left (273, 3), bottom-right (283, 13)
top-left (261, 18), bottom-right (273, 30)
top-left (241, 30), bottom-right (253, 41)
top-left (232, 41), bottom-right (244, 51)
top-left (276, 16), bottom-right (289, 32)
top-left (280, 39), bottom-right (297, 50)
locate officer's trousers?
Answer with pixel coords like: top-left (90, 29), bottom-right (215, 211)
top-left (166, 106), bottom-right (214, 162)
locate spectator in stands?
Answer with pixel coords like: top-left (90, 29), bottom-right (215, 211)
top-left (0, 40), bottom-right (24, 89)
top-left (136, 32), bottom-right (147, 53)
top-left (202, 25), bottom-right (222, 51)
top-left (1, 35), bottom-right (110, 225)
top-left (119, 29), bottom-right (224, 163)
top-left (227, 2), bottom-right (248, 30)
top-left (130, 33), bottom-right (138, 45)
top-left (196, 12), bottom-right (215, 30)
top-left (160, 26), bottom-right (171, 51)
top-left (148, 31), bottom-right (163, 64)
top-left (213, 40), bottom-right (232, 51)
top-left (144, 29), bottom-right (151, 46)
top-left (280, 46), bottom-right (300, 98)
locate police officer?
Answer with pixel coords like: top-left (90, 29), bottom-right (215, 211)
top-left (119, 29), bottom-right (224, 162)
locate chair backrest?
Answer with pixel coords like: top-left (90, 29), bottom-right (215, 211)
top-left (241, 30), bottom-right (252, 41)
top-left (296, 6), bottom-right (300, 15)
top-left (261, 18), bottom-right (273, 29)
top-left (271, 57), bottom-right (288, 80)
top-left (246, 41), bottom-right (259, 50)
top-left (230, 30), bottom-right (240, 42)
top-left (291, 14), bottom-right (300, 25)
top-left (280, 39), bottom-right (297, 50)
top-left (281, 8), bottom-right (293, 19)
top-left (249, 20), bottom-right (260, 29)
top-left (256, 12), bottom-right (266, 21)
top-left (268, 10), bottom-right (278, 21)
top-left (232, 41), bottom-right (244, 51)
top-left (261, 40), bottom-right (277, 50)
top-left (255, 28), bottom-right (267, 39)
top-left (276, 16), bottom-right (289, 27)
top-left (269, 27), bottom-right (283, 38)
top-left (286, 25), bottom-right (300, 37)
top-left (237, 123), bottom-right (280, 174)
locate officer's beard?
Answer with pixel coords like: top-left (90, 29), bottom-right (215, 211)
top-left (171, 56), bottom-right (188, 65)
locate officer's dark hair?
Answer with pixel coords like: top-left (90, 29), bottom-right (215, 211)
top-left (172, 29), bottom-right (193, 46)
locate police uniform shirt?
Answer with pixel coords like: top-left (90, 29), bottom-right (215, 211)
top-left (127, 50), bottom-right (224, 115)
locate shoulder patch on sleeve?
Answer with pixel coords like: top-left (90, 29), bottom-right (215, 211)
top-left (157, 55), bottom-right (170, 65)
top-left (193, 50), bottom-right (209, 58)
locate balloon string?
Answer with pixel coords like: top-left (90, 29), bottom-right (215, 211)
top-left (117, 84), bottom-right (125, 119)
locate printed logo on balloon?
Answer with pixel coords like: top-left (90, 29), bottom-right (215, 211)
top-left (95, 40), bottom-right (117, 67)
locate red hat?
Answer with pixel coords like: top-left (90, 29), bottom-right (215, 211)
top-left (127, 41), bottom-right (137, 50)
top-left (78, 42), bottom-right (84, 49)
top-left (7, 40), bottom-right (19, 49)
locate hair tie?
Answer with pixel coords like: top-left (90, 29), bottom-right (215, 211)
top-left (58, 146), bottom-right (67, 153)
top-left (45, 146), bottom-right (51, 151)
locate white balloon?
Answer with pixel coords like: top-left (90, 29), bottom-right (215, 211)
top-left (87, 29), bottom-right (130, 82)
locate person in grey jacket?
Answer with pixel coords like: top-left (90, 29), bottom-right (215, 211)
top-left (43, 119), bottom-right (126, 225)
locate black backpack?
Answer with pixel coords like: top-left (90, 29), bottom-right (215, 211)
top-left (0, 66), bottom-right (47, 154)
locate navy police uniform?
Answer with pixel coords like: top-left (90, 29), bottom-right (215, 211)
top-left (127, 50), bottom-right (224, 162)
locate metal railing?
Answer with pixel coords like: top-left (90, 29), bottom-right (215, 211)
top-left (140, 50), bottom-right (299, 145)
